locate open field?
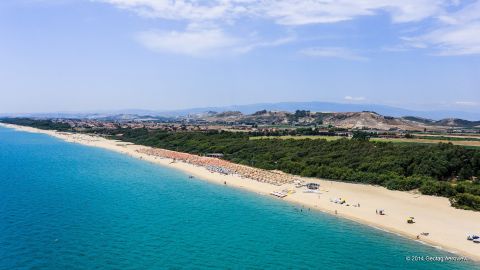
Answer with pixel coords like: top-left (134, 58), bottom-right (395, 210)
top-left (414, 133), bottom-right (480, 139)
top-left (251, 135), bottom-right (480, 147)
top-left (250, 135), bottom-right (346, 141)
top-left (413, 134), bottom-right (480, 141)
top-left (372, 137), bottom-right (480, 147)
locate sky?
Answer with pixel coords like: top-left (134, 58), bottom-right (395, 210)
top-left (0, 0), bottom-right (479, 114)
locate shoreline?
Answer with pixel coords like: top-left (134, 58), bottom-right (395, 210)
top-left (2, 123), bottom-right (480, 262)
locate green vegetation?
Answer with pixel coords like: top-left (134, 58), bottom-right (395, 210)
top-left (250, 135), bottom-right (342, 141)
top-left (0, 118), bottom-right (71, 131)
top-left (351, 130), bottom-right (371, 141)
top-left (414, 135), bottom-right (480, 142)
top-left (450, 193), bottom-right (480, 211)
top-left (249, 127), bottom-right (347, 137)
top-left (252, 135), bottom-right (480, 148)
top-left (2, 118), bottom-right (480, 211)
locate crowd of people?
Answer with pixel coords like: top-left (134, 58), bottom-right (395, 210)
top-left (137, 148), bottom-right (295, 186)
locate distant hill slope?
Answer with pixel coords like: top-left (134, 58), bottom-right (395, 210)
top-left (2, 110), bottom-right (479, 131)
top-left (190, 110), bottom-right (478, 131)
top-left (434, 118), bottom-right (480, 128)
top-left (0, 102), bottom-right (480, 126)
top-left (403, 116), bottom-right (480, 128)
top-left (160, 101), bottom-right (480, 121)
top-left (322, 112), bottom-right (428, 130)
top-left (2, 101), bottom-right (478, 124)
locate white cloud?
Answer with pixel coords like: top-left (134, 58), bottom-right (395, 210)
top-left (455, 101), bottom-right (478, 106)
top-left (403, 1), bottom-right (480, 55)
top-left (98, 0), bottom-right (235, 21)
top-left (300, 47), bottom-right (368, 61)
top-left (135, 26), bottom-right (239, 56)
top-left (344, 96), bottom-right (366, 101)
top-left (97, 0), bottom-right (447, 24)
top-left (135, 24), bottom-right (295, 56)
top-left (96, 0), bottom-right (480, 56)
top-left (260, 0), bottom-right (446, 25)
top-left (234, 36), bottom-right (296, 54)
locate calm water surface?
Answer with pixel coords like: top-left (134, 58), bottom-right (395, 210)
top-left (0, 127), bottom-right (478, 269)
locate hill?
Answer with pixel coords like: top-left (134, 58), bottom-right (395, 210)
top-left (3, 101), bottom-right (479, 121)
top-left (160, 101), bottom-right (480, 121)
top-left (188, 110), bottom-right (478, 131)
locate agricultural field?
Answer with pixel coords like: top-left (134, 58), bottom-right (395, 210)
top-left (251, 134), bottom-right (480, 148)
top-left (413, 133), bottom-right (480, 141)
top-left (250, 135), bottom-right (344, 141)
top-left (371, 137), bottom-right (480, 147)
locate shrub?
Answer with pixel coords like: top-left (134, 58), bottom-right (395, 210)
top-left (450, 193), bottom-right (480, 211)
top-left (384, 177), bottom-right (423, 191)
top-left (419, 181), bottom-right (457, 197)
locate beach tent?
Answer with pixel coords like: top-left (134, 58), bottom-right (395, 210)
top-left (306, 183), bottom-right (320, 190)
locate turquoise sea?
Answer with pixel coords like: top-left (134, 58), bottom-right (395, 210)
top-left (0, 127), bottom-right (478, 270)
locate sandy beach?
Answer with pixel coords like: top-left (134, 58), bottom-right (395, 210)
top-left (3, 123), bottom-right (480, 262)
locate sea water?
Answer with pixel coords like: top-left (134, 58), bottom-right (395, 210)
top-left (0, 127), bottom-right (478, 270)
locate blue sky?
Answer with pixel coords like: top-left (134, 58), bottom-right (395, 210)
top-left (0, 0), bottom-right (479, 113)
